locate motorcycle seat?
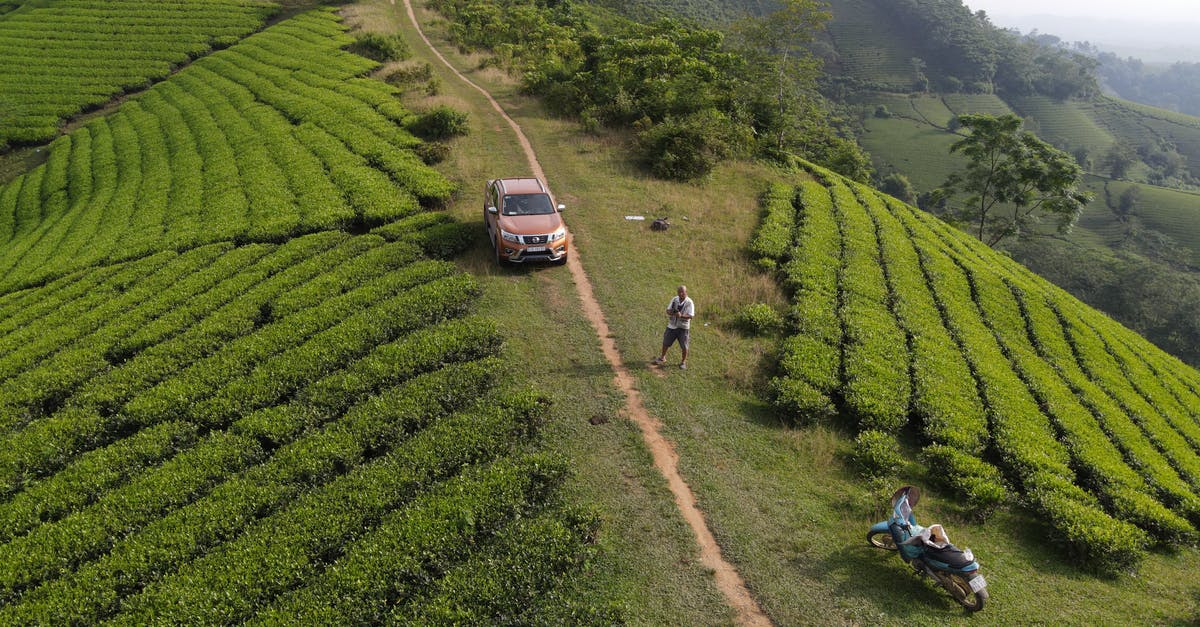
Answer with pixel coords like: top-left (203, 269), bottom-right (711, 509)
top-left (924, 544), bottom-right (974, 569)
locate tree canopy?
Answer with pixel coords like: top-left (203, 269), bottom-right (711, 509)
top-left (428, 0), bottom-right (869, 181)
top-left (944, 113), bottom-right (1091, 246)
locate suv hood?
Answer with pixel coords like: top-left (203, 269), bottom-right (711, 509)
top-left (499, 213), bottom-right (562, 235)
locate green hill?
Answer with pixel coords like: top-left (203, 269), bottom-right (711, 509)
top-left (7, 0), bottom-right (1200, 622)
top-left (756, 162), bottom-right (1200, 573)
top-left (0, 7), bottom-right (600, 623)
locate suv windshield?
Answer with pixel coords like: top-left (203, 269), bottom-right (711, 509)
top-left (503, 193), bottom-right (555, 216)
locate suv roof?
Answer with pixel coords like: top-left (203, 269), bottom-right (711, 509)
top-left (496, 178), bottom-right (547, 195)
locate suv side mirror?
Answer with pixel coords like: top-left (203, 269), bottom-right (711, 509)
top-left (557, 204), bottom-right (566, 212)
top-left (487, 206), bottom-right (498, 215)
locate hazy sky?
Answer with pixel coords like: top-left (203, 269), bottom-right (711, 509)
top-left (965, 0), bottom-right (1198, 23)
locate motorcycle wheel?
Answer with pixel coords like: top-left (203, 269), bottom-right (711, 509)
top-left (866, 530), bottom-right (897, 550)
top-left (944, 572), bottom-right (986, 612)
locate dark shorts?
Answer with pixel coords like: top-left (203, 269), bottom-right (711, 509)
top-left (663, 326), bottom-right (690, 350)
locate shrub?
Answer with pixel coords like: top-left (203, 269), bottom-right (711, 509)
top-left (735, 303), bottom-right (784, 336)
top-left (920, 445), bottom-right (1007, 518)
top-left (385, 62), bottom-right (433, 87)
top-left (770, 376), bottom-right (835, 424)
top-left (633, 110), bottom-right (733, 182)
top-left (407, 106), bottom-right (470, 141)
top-left (748, 183), bottom-right (795, 263)
top-left (348, 33), bottom-right (410, 62)
top-left (849, 430), bottom-right (904, 479)
top-left (415, 141), bottom-right (451, 164)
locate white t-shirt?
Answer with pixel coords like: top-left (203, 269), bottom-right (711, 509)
top-left (667, 296), bottom-right (695, 330)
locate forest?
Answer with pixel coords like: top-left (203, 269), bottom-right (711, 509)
top-left (1095, 52), bottom-right (1200, 118)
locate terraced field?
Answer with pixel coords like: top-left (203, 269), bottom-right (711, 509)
top-left (1007, 95), bottom-right (1117, 159)
top-left (824, 0), bottom-right (919, 91)
top-left (0, 7), bottom-right (598, 622)
top-left (940, 93), bottom-right (1014, 117)
top-left (1091, 97), bottom-right (1200, 181)
top-left (859, 114), bottom-right (960, 191)
top-left (756, 163), bottom-right (1200, 574)
top-left (1105, 179), bottom-right (1200, 264)
top-left (0, 0), bottom-right (278, 148)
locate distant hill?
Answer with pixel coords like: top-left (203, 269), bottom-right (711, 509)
top-left (985, 13), bottom-right (1200, 64)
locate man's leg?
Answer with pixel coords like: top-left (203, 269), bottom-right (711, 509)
top-left (654, 328), bottom-right (672, 363)
top-left (679, 329), bottom-right (689, 368)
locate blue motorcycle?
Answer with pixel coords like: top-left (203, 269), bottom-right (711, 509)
top-left (867, 486), bottom-right (988, 612)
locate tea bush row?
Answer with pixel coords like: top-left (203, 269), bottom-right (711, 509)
top-left (772, 181), bottom-right (839, 421)
top-left (965, 255), bottom-right (1195, 543)
top-left (824, 174), bottom-right (910, 432)
top-left (0, 235), bottom-right (394, 492)
top-left (747, 182), bottom-right (795, 267)
top-left (0, 0), bottom-right (276, 148)
top-left (0, 360), bottom-right (502, 624)
top-left (113, 396), bottom-right (549, 624)
top-left (0, 9), bottom-right (453, 291)
top-left (763, 161), bottom-right (1200, 571)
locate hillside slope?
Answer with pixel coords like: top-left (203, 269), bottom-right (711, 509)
top-left (0, 7), bottom-right (606, 622)
top-left (758, 161), bottom-right (1200, 572)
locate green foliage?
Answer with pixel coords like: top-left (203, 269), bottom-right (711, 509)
top-left (945, 113), bottom-right (1092, 246)
top-left (1096, 51), bottom-right (1200, 118)
top-left (878, 172), bottom-right (915, 204)
top-left (857, 0), bottom-right (1098, 99)
top-left (919, 445), bottom-right (1006, 516)
top-left (0, 9), bottom-right (454, 291)
top-left (634, 110), bottom-right (734, 181)
top-left (0, 0), bottom-right (277, 147)
top-left (735, 303), bottom-right (785, 335)
top-left (848, 429), bottom-right (904, 478)
top-left (426, 0), bottom-right (868, 180)
top-left (348, 32), bottom-right (410, 62)
top-left (407, 105), bottom-right (471, 140)
top-left (0, 7), bottom-right (600, 620)
top-left (0, 229), bottom-right (599, 621)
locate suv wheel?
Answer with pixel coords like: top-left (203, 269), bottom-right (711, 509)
top-left (494, 237), bottom-right (506, 267)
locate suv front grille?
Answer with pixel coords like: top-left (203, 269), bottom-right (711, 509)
top-left (522, 235), bottom-right (548, 245)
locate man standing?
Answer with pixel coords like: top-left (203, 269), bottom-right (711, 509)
top-left (652, 285), bottom-right (695, 369)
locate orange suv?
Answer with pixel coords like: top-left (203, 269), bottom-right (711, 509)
top-left (484, 177), bottom-right (569, 264)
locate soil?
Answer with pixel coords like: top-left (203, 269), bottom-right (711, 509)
top-left (401, 2), bottom-right (771, 624)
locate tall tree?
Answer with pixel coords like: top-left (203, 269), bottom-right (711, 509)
top-left (1101, 143), bottom-right (1138, 180)
top-left (729, 0), bottom-right (829, 152)
top-left (944, 114), bottom-right (1091, 246)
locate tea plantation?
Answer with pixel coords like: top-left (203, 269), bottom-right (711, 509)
top-left (756, 163), bottom-right (1200, 574)
top-left (0, 6), bottom-right (601, 623)
top-left (0, 0), bottom-right (278, 148)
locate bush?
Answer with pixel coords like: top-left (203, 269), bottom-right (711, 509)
top-left (848, 430), bottom-right (905, 479)
top-left (385, 62), bottom-right (433, 87)
top-left (735, 303), bottom-right (784, 336)
top-left (407, 106), bottom-right (470, 141)
top-left (633, 110), bottom-right (732, 182)
top-left (770, 376), bottom-right (835, 425)
top-left (919, 445), bottom-right (1007, 518)
top-left (748, 183), bottom-right (795, 263)
top-left (415, 141), bottom-right (451, 164)
top-left (348, 33), bottom-right (410, 62)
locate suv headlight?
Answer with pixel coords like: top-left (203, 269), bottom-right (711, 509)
top-left (549, 227), bottom-right (566, 242)
top-left (500, 229), bottom-right (521, 243)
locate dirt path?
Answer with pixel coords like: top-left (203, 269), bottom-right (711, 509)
top-left (401, 2), bottom-right (771, 625)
